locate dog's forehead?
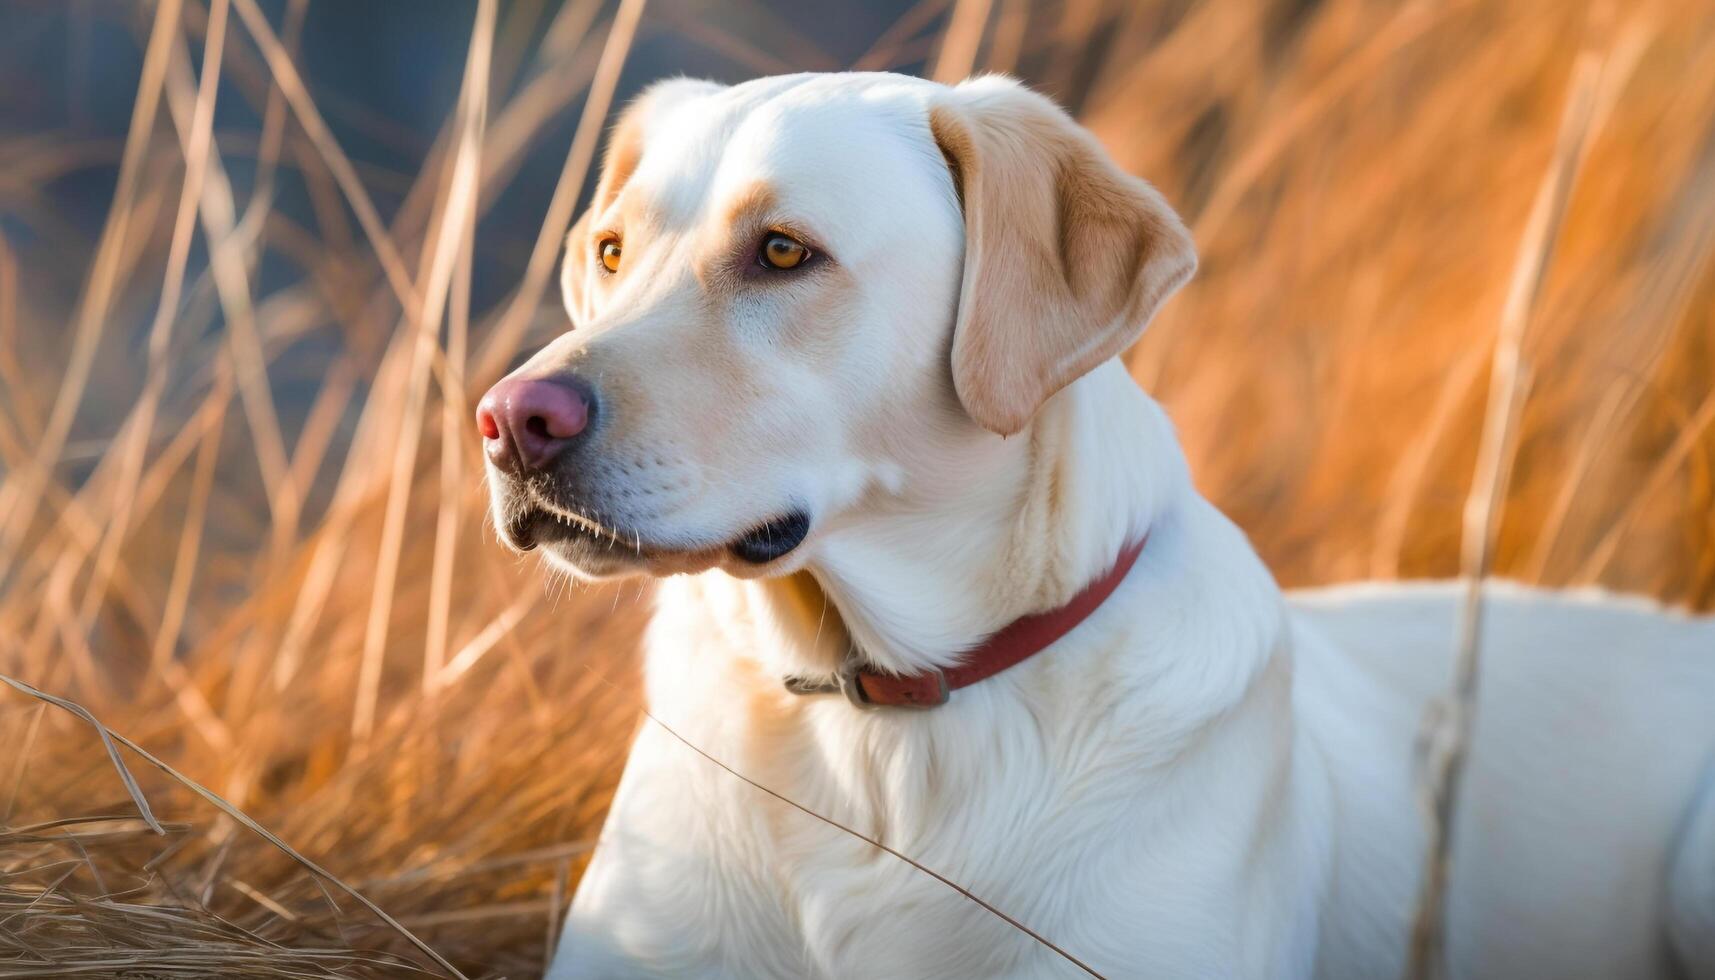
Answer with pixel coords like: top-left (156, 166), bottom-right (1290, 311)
top-left (629, 75), bottom-right (949, 236)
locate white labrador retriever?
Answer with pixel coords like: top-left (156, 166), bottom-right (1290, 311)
top-left (476, 72), bottom-right (1715, 979)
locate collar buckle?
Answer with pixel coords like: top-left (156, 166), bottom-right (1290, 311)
top-left (836, 659), bottom-right (876, 709)
top-left (783, 658), bottom-right (951, 709)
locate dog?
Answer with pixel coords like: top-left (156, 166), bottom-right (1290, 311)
top-left (477, 72), bottom-right (1715, 979)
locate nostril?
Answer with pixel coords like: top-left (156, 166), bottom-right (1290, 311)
top-left (477, 406), bottom-right (500, 441)
top-left (533, 393), bottom-right (588, 439)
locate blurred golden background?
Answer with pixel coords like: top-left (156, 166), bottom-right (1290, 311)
top-left (1, 0), bottom-right (1711, 976)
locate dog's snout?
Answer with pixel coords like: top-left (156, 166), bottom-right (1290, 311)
top-left (477, 375), bottom-right (592, 473)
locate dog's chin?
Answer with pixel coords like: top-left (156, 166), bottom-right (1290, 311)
top-left (496, 503), bottom-right (814, 580)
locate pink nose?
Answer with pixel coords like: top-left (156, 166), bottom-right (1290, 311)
top-left (476, 376), bottom-right (589, 473)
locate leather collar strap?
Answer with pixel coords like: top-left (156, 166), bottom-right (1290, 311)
top-left (784, 534), bottom-right (1147, 709)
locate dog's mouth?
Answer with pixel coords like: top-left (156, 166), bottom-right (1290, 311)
top-left (500, 504), bottom-right (637, 555)
top-left (499, 497), bottom-right (812, 574)
top-left (727, 511), bottom-right (812, 564)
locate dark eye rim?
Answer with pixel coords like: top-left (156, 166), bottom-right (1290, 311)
top-left (757, 231), bottom-right (813, 271)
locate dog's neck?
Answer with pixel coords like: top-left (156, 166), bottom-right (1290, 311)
top-left (741, 362), bottom-right (1188, 684)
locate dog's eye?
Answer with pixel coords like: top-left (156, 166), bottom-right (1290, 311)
top-left (759, 233), bottom-right (809, 270)
top-left (597, 237), bottom-right (622, 274)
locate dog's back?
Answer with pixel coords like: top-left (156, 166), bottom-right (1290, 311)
top-left (1289, 581), bottom-right (1715, 979)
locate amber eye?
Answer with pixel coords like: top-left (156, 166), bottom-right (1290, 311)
top-left (597, 237), bottom-right (622, 273)
top-left (759, 232), bottom-right (809, 270)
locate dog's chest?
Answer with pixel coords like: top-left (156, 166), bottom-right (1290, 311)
top-left (608, 597), bottom-right (1321, 978)
top-left (617, 699), bottom-right (1254, 978)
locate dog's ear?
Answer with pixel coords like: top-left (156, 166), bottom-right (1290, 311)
top-left (561, 78), bottom-right (724, 326)
top-left (930, 76), bottom-right (1196, 435)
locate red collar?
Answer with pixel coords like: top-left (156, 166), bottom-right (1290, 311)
top-left (784, 534), bottom-right (1147, 708)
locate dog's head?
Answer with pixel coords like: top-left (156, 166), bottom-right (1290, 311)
top-left (479, 73), bottom-right (1194, 579)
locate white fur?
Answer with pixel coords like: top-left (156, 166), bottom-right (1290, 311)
top-left (554, 376), bottom-right (1715, 979)
top-left (489, 73), bottom-right (1715, 979)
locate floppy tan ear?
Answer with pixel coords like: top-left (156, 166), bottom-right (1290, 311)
top-left (930, 76), bottom-right (1197, 435)
top-left (560, 78), bottom-right (724, 326)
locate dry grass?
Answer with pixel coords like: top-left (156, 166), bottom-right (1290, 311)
top-left (1, 0), bottom-right (1712, 976)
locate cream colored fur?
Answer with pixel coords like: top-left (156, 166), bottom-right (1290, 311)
top-left (478, 72), bottom-right (1715, 979)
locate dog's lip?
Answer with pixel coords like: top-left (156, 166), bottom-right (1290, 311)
top-left (510, 500), bottom-right (650, 555)
top-left (499, 506), bottom-right (542, 551)
top-left (500, 495), bottom-right (812, 568)
top-left (728, 509), bottom-right (812, 564)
